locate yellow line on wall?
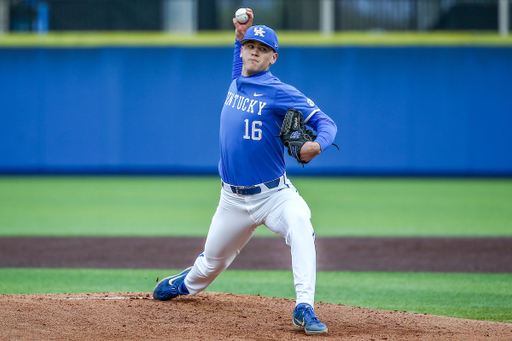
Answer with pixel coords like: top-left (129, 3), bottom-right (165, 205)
top-left (1, 31), bottom-right (512, 48)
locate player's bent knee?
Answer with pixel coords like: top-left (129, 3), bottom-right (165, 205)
top-left (200, 255), bottom-right (234, 276)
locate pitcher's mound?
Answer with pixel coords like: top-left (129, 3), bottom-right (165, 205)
top-left (1, 292), bottom-right (511, 340)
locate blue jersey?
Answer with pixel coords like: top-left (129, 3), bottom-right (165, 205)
top-left (218, 41), bottom-right (337, 187)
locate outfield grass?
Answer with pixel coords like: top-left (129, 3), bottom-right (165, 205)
top-left (0, 176), bottom-right (510, 237)
top-left (1, 31), bottom-right (512, 48)
top-left (1, 268), bottom-right (510, 323)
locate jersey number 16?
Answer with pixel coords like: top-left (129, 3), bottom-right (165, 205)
top-left (243, 119), bottom-right (262, 141)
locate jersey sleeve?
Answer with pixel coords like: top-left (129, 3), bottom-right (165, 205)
top-left (304, 110), bottom-right (337, 152)
top-left (232, 40), bottom-right (243, 80)
top-left (275, 84), bottom-right (337, 152)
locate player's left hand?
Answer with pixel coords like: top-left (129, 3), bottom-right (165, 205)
top-left (233, 8), bottom-right (254, 41)
top-left (300, 141), bottom-right (322, 163)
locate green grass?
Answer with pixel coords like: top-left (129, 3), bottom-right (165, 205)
top-left (300, 177), bottom-right (512, 237)
top-left (0, 176), bottom-right (219, 237)
top-left (0, 176), bottom-right (511, 237)
top-left (1, 31), bottom-right (512, 48)
top-left (1, 268), bottom-right (510, 323)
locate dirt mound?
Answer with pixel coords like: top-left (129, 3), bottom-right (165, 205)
top-left (2, 292), bottom-right (511, 340)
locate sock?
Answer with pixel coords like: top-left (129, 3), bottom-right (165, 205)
top-left (179, 281), bottom-right (189, 295)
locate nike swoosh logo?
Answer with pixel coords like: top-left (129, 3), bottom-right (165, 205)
top-left (294, 317), bottom-right (305, 326)
top-left (254, 93), bottom-right (264, 97)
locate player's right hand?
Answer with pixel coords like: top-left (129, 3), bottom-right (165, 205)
top-left (234, 8), bottom-right (254, 41)
top-left (300, 141), bottom-right (322, 163)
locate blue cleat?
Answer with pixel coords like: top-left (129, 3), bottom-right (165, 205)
top-left (293, 303), bottom-right (328, 335)
top-left (153, 267), bottom-right (192, 301)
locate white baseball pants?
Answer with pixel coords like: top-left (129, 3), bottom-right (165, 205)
top-left (184, 175), bottom-right (318, 307)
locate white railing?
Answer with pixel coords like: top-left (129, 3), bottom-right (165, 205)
top-left (499, 0), bottom-right (510, 35)
top-left (0, 0), bottom-right (9, 33)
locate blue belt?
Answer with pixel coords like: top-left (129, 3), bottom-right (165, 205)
top-left (225, 177), bottom-right (281, 195)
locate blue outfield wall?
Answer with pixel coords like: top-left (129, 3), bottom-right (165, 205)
top-left (0, 46), bottom-right (511, 176)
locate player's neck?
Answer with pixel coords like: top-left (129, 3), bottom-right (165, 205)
top-left (242, 68), bottom-right (270, 77)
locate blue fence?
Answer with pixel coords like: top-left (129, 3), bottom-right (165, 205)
top-left (1, 46), bottom-right (511, 176)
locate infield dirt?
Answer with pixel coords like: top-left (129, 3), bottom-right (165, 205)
top-left (2, 291), bottom-right (512, 340)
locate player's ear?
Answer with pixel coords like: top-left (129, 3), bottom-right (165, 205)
top-left (240, 46), bottom-right (243, 58)
top-left (270, 52), bottom-right (278, 65)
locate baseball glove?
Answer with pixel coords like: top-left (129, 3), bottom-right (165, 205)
top-left (276, 108), bottom-right (317, 165)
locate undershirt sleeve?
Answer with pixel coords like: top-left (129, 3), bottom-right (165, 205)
top-left (232, 40), bottom-right (243, 80)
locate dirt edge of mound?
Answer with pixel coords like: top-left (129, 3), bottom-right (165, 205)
top-left (2, 292), bottom-right (511, 341)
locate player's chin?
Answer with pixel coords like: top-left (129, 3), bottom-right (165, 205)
top-left (246, 66), bottom-right (265, 76)
top-left (247, 63), bottom-right (260, 71)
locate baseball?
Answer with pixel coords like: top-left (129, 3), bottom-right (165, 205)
top-left (235, 8), bottom-right (249, 24)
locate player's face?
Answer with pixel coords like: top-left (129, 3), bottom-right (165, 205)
top-left (241, 40), bottom-right (277, 77)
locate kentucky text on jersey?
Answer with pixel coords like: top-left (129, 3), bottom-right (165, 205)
top-left (224, 92), bottom-right (267, 115)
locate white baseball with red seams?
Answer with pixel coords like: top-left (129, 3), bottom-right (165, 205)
top-left (235, 8), bottom-right (249, 23)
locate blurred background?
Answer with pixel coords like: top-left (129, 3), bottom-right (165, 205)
top-left (0, 0), bottom-right (511, 176)
top-left (2, 0), bottom-right (511, 33)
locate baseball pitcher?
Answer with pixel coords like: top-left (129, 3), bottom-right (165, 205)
top-left (153, 8), bottom-right (337, 336)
